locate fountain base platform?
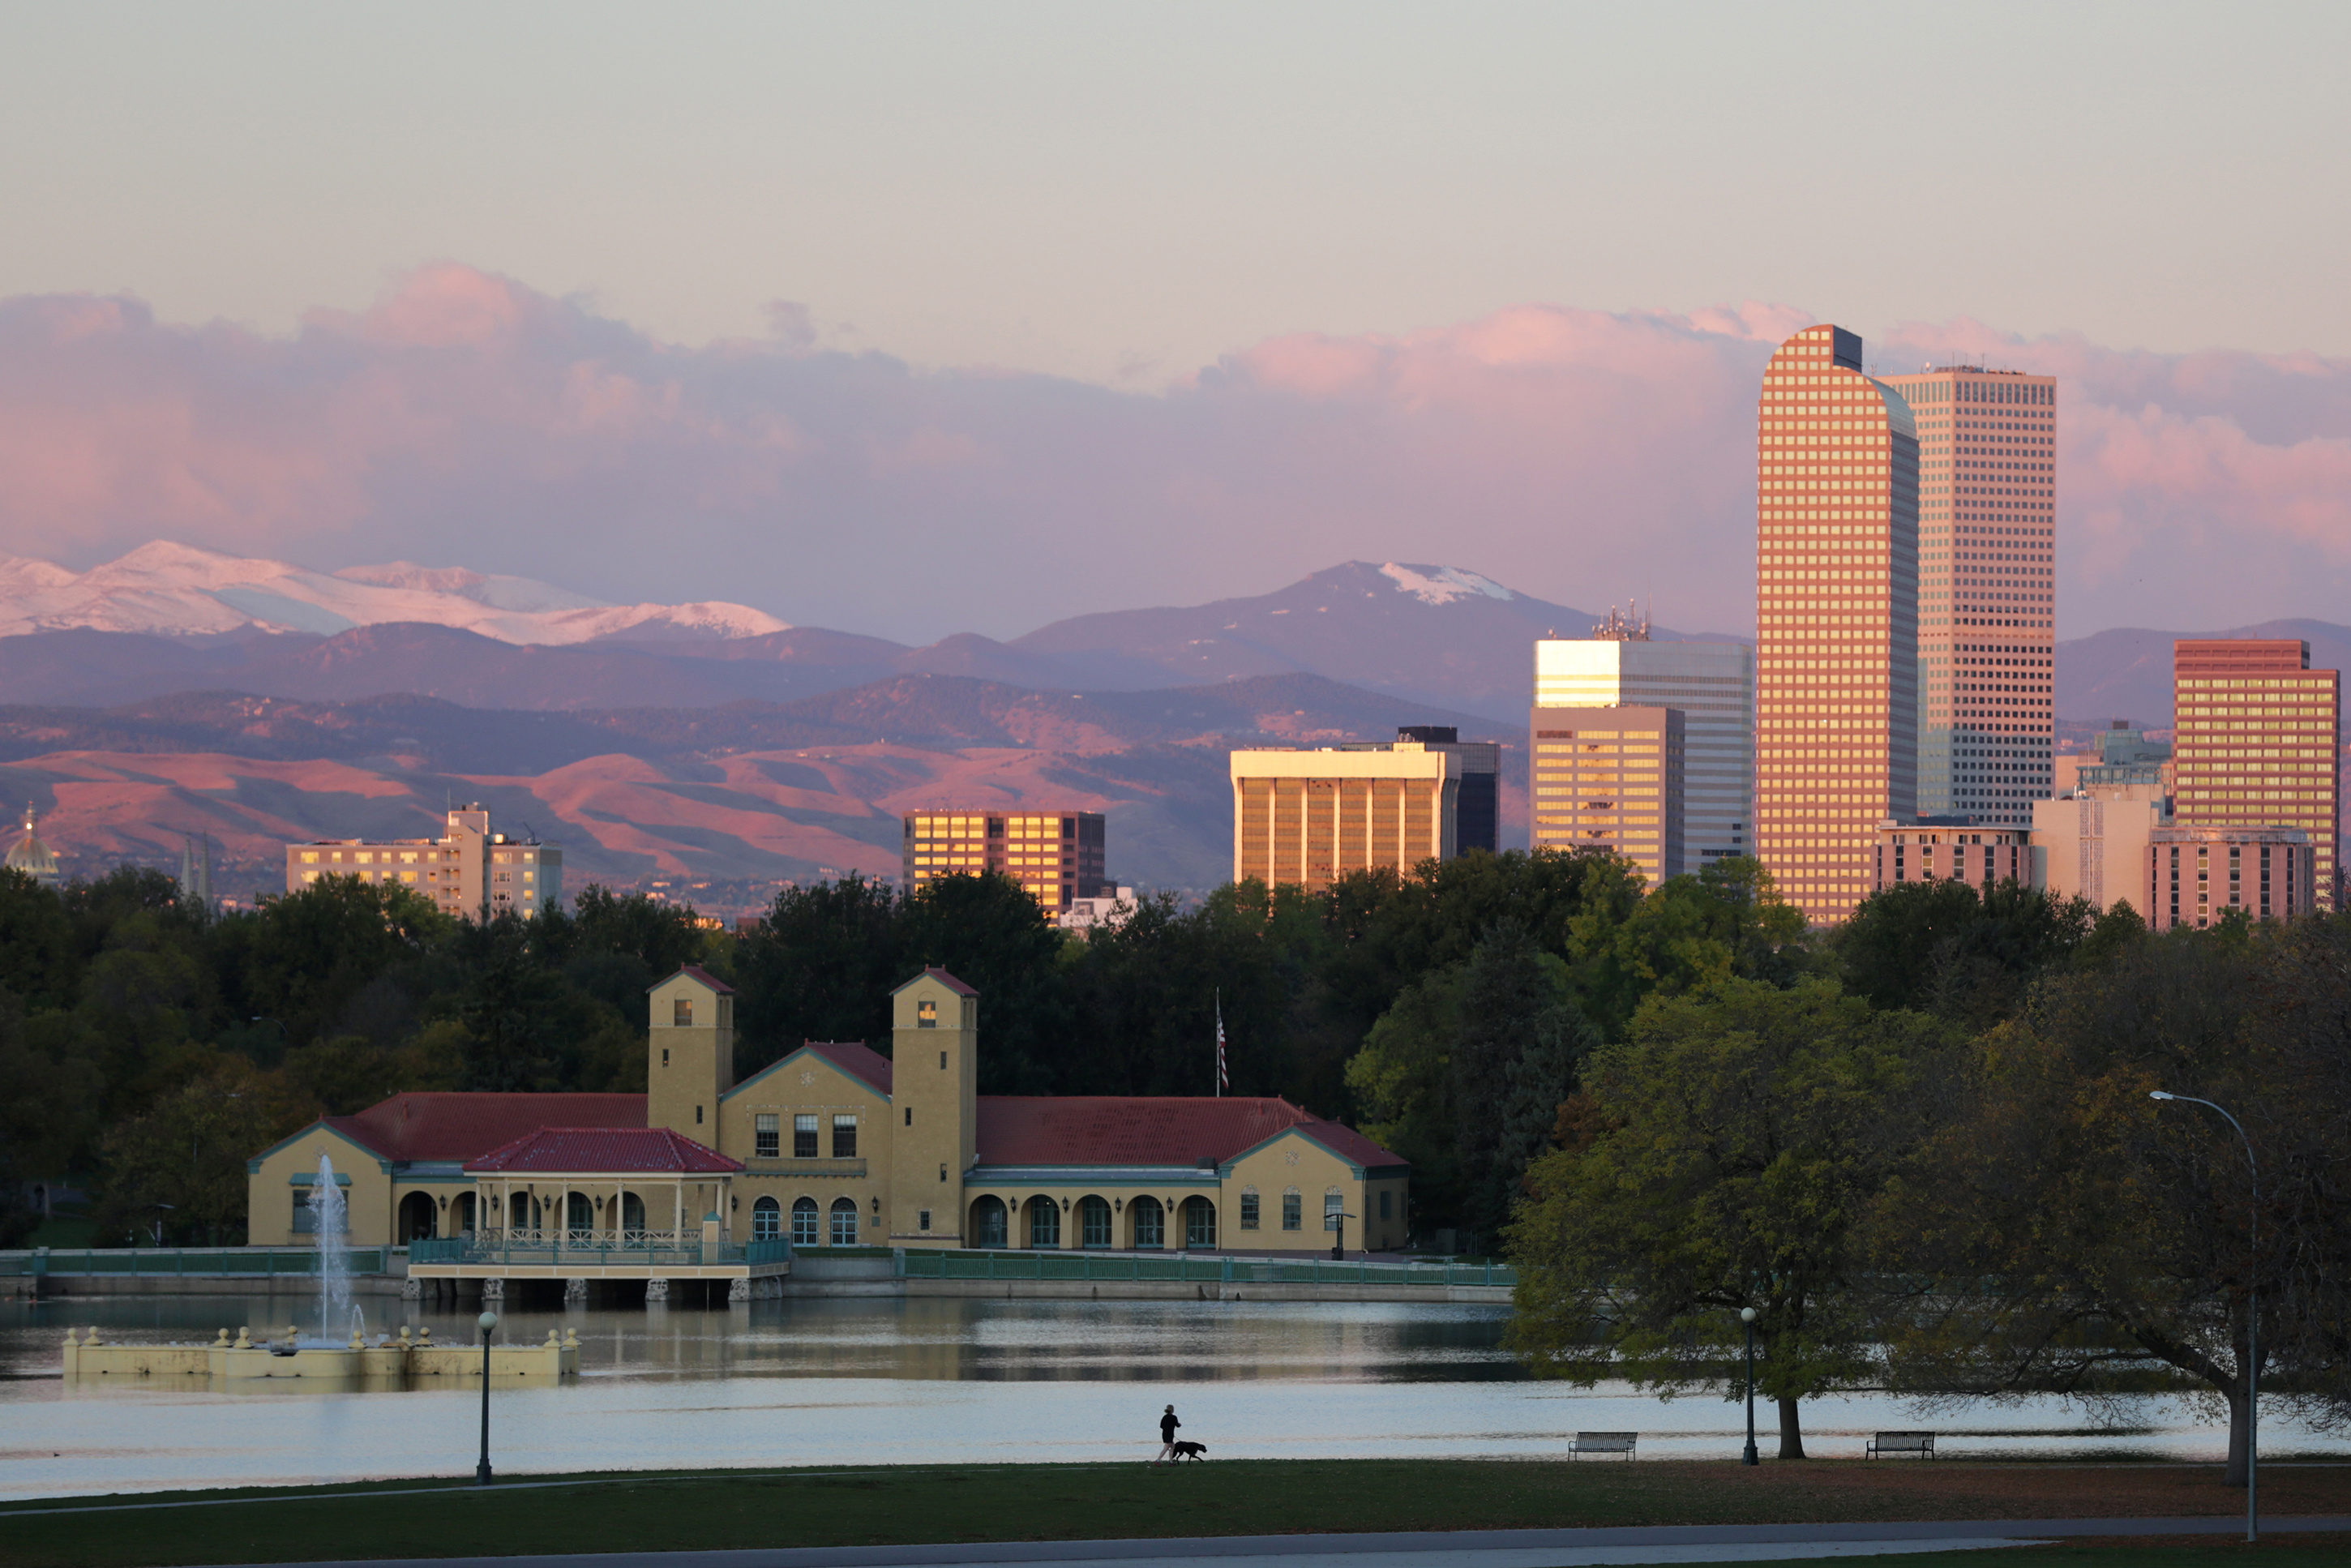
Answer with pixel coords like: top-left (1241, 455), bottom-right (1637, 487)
top-left (62, 1326), bottom-right (577, 1381)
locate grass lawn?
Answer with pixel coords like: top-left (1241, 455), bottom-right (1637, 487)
top-left (0, 1459), bottom-right (2345, 1568)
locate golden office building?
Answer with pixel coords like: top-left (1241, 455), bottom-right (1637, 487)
top-left (900, 810), bottom-right (1107, 916)
top-left (1530, 706), bottom-right (1685, 889)
top-left (1231, 732), bottom-right (1500, 893)
top-left (248, 967), bottom-right (1411, 1284)
top-left (1754, 323), bottom-right (1921, 923)
top-left (1880, 366), bottom-right (2058, 826)
top-left (285, 805), bottom-right (561, 919)
top-left (2172, 639), bottom-right (2340, 910)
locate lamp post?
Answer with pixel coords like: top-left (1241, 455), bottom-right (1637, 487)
top-left (2150, 1090), bottom-right (2259, 1543)
top-left (475, 1309), bottom-right (498, 1485)
top-left (1740, 1306), bottom-right (1759, 1466)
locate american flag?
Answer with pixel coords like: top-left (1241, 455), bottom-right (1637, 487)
top-left (1214, 989), bottom-right (1228, 1096)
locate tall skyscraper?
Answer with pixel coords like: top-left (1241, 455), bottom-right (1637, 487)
top-left (2171, 639), bottom-right (2340, 910)
top-left (1881, 366), bottom-right (2058, 825)
top-left (1529, 705), bottom-right (1685, 888)
top-left (1534, 632), bottom-right (1752, 876)
top-left (1754, 323), bottom-right (1921, 923)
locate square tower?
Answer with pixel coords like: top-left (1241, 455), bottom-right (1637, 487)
top-left (647, 966), bottom-right (735, 1141)
top-left (887, 967), bottom-right (978, 1244)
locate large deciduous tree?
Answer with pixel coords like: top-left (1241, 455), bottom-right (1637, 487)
top-left (1883, 916), bottom-right (2351, 1486)
top-left (1505, 978), bottom-right (1951, 1456)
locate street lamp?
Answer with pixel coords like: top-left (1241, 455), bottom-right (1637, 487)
top-left (475, 1309), bottom-right (499, 1485)
top-left (1740, 1306), bottom-right (1759, 1466)
top-left (2150, 1090), bottom-right (2259, 1543)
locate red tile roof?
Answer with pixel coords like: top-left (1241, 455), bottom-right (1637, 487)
top-left (465, 1126), bottom-right (743, 1175)
top-left (653, 964), bottom-right (734, 995)
top-left (974, 1096), bottom-right (1405, 1171)
top-left (328, 1094), bottom-right (646, 1163)
top-left (803, 1040), bottom-right (894, 1095)
top-left (902, 966), bottom-right (977, 996)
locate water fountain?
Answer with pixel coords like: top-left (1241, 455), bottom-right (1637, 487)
top-left (308, 1152), bottom-right (363, 1345)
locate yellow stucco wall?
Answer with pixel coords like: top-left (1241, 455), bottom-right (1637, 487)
top-left (244, 1126), bottom-right (396, 1247)
top-left (721, 1047), bottom-right (893, 1247)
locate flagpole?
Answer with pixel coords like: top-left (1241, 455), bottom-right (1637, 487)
top-left (1214, 988), bottom-right (1225, 1098)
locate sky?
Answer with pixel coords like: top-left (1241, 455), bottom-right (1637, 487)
top-left (3, 2), bottom-right (2349, 643)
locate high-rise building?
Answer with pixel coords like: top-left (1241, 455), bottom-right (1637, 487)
top-left (1529, 705), bottom-right (1685, 888)
top-left (1230, 731), bottom-right (1500, 893)
top-left (285, 805), bottom-right (562, 919)
top-left (900, 809), bottom-right (1108, 916)
top-left (1880, 366), bottom-right (2058, 827)
top-left (1870, 820), bottom-right (2033, 893)
top-left (2171, 639), bottom-right (2340, 909)
top-left (2032, 783), bottom-right (2169, 914)
top-left (1535, 633), bottom-right (1752, 876)
top-left (1754, 323), bottom-right (1921, 923)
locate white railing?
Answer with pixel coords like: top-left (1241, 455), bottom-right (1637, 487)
top-left (478, 1228), bottom-right (699, 1250)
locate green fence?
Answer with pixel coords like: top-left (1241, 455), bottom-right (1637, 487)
top-left (896, 1250), bottom-right (1514, 1287)
top-left (3, 1247), bottom-right (391, 1278)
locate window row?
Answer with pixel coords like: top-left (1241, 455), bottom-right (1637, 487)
top-left (753, 1113), bottom-right (859, 1159)
top-left (750, 1195), bottom-right (861, 1246)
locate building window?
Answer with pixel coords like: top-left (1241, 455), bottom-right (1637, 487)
top-left (830, 1197), bottom-right (859, 1245)
top-left (918, 1209), bottom-right (932, 1232)
top-left (1379, 1190), bottom-right (1393, 1220)
top-left (1080, 1194), bottom-right (1112, 1248)
top-left (1325, 1189), bottom-right (1345, 1232)
top-left (752, 1196), bottom-right (781, 1240)
top-left (833, 1115), bottom-right (858, 1159)
top-left (918, 999), bottom-right (937, 1028)
top-left (1184, 1197), bottom-right (1216, 1249)
top-left (794, 1114), bottom-right (818, 1159)
top-left (1282, 1190), bottom-right (1302, 1231)
top-left (973, 1195), bottom-right (1008, 1248)
top-left (674, 997), bottom-right (693, 1026)
top-left (1131, 1196), bottom-right (1163, 1249)
top-left (1026, 1195), bottom-right (1060, 1249)
top-left (791, 1197), bottom-right (820, 1245)
top-left (756, 1114), bottom-right (779, 1159)
top-left (1240, 1189), bottom-right (1260, 1230)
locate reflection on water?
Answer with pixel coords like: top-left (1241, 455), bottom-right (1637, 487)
top-left (2, 1292), bottom-right (2344, 1500)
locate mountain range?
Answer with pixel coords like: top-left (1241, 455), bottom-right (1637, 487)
top-left (6, 542), bottom-right (2347, 902)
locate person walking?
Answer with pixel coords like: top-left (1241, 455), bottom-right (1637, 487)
top-left (1152, 1404), bottom-right (1180, 1465)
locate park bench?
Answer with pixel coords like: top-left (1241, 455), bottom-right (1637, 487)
top-left (1866, 1431), bottom-right (1936, 1459)
top-left (1568, 1431), bottom-right (1638, 1460)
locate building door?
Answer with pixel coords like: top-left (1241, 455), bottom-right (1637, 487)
top-left (1079, 1195), bottom-right (1111, 1249)
top-left (1130, 1196), bottom-right (1164, 1250)
top-left (970, 1195), bottom-right (1007, 1248)
top-left (567, 1193), bottom-right (593, 1236)
top-left (1026, 1196), bottom-right (1060, 1249)
top-left (620, 1191), bottom-right (646, 1234)
top-left (829, 1197), bottom-right (859, 1245)
top-left (451, 1192), bottom-right (477, 1234)
top-left (752, 1197), bottom-right (781, 1240)
top-left (1182, 1197), bottom-right (1216, 1250)
top-left (791, 1198), bottom-right (820, 1245)
top-left (397, 1191), bottom-right (437, 1243)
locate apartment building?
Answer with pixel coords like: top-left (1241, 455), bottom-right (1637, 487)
top-left (2148, 825), bottom-right (2317, 930)
top-left (900, 810), bottom-right (1108, 918)
top-left (285, 805), bottom-right (562, 919)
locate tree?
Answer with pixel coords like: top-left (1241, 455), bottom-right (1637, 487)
top-left (0, 868), bottom-right (76, 1010)
top-left (95, 1057), bottom-right (304, 1245)
top-left (732, 874), bottom-right (904, 1073)
top-left (1883, 917), bottom-right (2351, 1485)
top-left (894, 872), bottom-right (1077, 1093)
top-left (1454, 923), bottom-right (1596, 1239)
top-left (1505, 978), bottom-right (1952, 1456)
top-left (1836, 877), bottom-right (2093, 1028)
top-left (221, 876), bottom-right (454, 1046)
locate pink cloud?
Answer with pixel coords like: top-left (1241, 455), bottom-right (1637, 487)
top-left (0, 267), bottom-right (2345, 643)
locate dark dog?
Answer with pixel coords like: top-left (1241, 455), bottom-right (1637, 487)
top-left (1170, 1441), bottom-right (1208, 1462)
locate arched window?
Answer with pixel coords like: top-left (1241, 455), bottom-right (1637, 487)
top-left (567, 1193), bottom-right (593, 1235)
top-left (972, 1195), bottom-right (1008, 1249)
top-left (619, 1191), bottom-right (646, 1234)
top-left (1240, 1187), bottom-right (1260, 1231)
top-left (752, 1196), bottom-right (782, 1240)
top-left (1079, 1195), bottom-right (1111, 1249)
top-left (1026, 1195), bottom-right (1060, 1249)
top-left (1325, 1189), bottom-right (1345, 1232)
top-left (1281, 1189), bottom-right (1302, 1232)
top-left (1131, 1195), bottom-right (1164, 1249)
top-left (830, 1197), bottom-right (859, 1245)
top-left (1183, 1196), bottom-right (1216, 1250)
top-left (791, 1197), bottom-right (820, 1245)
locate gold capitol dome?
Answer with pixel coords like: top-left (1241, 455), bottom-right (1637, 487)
top-left (6, 802), bottom-right (60, 886)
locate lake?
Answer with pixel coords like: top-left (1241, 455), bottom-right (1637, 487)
top-left (2, 1292), bottom-right (2336, 1501)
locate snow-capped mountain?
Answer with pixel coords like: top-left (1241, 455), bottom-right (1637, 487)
top-left (0, 542), bottom-right (790, 645)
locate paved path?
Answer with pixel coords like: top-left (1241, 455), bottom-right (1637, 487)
top-left (203, 1515), bottom-right (2351, 1568)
